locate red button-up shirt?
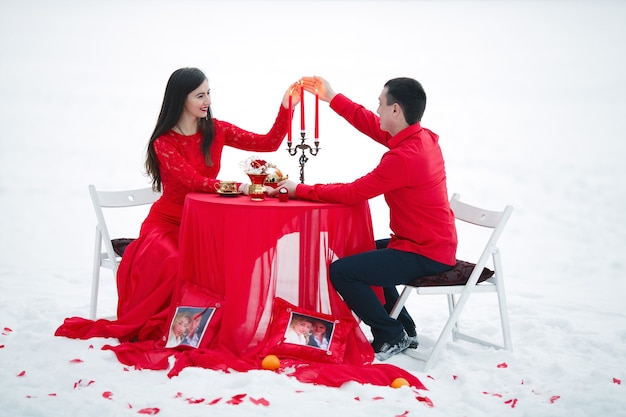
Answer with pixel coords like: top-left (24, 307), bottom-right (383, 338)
top-left (295, 94), bottom-right (457, 265)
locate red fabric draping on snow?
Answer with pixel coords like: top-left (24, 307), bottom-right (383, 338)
top-left (55, 198), bottom-right (182, 343)
top-left (57, 194), bottom-right (426, 390)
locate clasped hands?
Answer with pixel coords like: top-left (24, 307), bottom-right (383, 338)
top-left (281, 76), bottom-right (337, 109)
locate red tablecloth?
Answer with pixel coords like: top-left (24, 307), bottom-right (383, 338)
top-left (178, 193), bottom-right (378, 356)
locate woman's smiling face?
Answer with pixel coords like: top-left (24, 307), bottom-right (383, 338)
top-left (183, 79), bottom-right (211, 120)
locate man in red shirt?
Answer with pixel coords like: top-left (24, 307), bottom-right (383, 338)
top-left (274, 76), bottom-right (457, 361)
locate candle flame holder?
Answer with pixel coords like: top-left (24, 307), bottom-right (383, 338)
top-left (286, 132), bottom-right (320, 184)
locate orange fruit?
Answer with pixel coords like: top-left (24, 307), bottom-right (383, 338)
top-left (391, 377), bottom-right (410, 388)
top-left (261, 354), bottom-right (281, 370)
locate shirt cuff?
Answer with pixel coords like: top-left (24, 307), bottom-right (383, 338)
top-left (295, 183), bottom-right (314, 200)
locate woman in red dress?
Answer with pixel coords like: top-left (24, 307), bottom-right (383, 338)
top-left (56, 67), bottom-right (300, 342)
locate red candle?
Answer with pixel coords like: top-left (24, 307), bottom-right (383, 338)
top-left (288, 93), bottom-right (292, 144)
top-left (315, 92), bottom-right (319, 139)
top-left (300, 84), bottom-right (305, 133)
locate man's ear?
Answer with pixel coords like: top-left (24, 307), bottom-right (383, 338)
top-left (392, 103), bottom-right (404, 119)
top-left (392, 103), bottom-right (408, 125)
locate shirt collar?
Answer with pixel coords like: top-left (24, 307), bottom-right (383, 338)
top-left (388, 123), bottom-right (422, 148)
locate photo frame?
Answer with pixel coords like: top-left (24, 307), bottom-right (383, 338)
top-left (284, 312), bottom-right (336, 352)
top-left (165, 306), bottom-right (216, 348)
top-left (261, 297), bottom-right (355, 364)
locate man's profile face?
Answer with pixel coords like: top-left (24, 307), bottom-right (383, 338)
top-left (376, 87), bottom-right (395, 133)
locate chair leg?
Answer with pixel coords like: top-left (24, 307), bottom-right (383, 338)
top-left (493, 251), bottom-right (513, 351)
top-left (447, 294), bottom-right (460, 341)
top-left (423, 289), bottom-right (474, 371)
top-left (90, 230), bottom-right (102, 320)
top-left (447, 258), bottom-right (512, 352)
top-left (389, 286), bottom-right (414, 320)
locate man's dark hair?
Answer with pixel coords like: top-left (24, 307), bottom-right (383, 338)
top-left (384, 77), bottom-right (426, 124)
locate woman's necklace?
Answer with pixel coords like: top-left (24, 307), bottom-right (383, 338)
top-left (175, 123), bottom-right (188, 136)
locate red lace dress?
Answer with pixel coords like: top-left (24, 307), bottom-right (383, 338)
top-left (55, 105), bottom-right (290, 342)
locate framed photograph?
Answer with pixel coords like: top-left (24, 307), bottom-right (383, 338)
top-left (165, 306), bottom-right (216, 348)
top-left (284, 312), bottom-right (335, 351)
top-left (261, 298), bottom-right (355, 363)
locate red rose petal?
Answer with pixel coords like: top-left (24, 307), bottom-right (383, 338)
top-left (249, 397), bottom-right (270, 406)
top-left (17, 370), bottom-right (26, 377)
top-left (74, 379), bottom-right (95, 389)
top-left (614, 378), bottom-right (622, 385)
top-left (483, 392), bottom-right (504, 398)
top-left (504, 398), bottom-right (518, 408)
top-left (550, 395), bottom-right (561, 404)
top-left (208, 397), bottom-right (222, 405)
top-left (103, 391), bottom-right (114, 400)
top-left (417, 395), bottom-right (434, 408)
top-left (226, 393), bottom-right (247, 405)
top-left (137, 407), bottom-right (160, 415)
top-left (0, 345), bottom-right (5, 348)
top-left (395, 412), bottom-right (410, 417)
top-left (186, 397), bottom-right (204, 404)
top-left (69, 358), bottom-right (84, 363)
top-left (497, 362), bottom-right (508, 368)
top-left (372, 396), bottom-right (384, 400)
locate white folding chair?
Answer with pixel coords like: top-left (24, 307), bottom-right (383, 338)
top-left (389, 193), bottom-right (514, 371)
top-left (89, 184), bottom-right (161, 319)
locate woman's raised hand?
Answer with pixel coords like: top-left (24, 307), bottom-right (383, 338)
top-left (282, 81), bottom-right (303, 108)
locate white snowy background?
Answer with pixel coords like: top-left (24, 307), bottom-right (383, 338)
top-left (1, 0), bottom-right (625, 416)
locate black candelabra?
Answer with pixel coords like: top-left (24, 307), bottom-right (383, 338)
top-left (286, 132), bottom-right (320, 184)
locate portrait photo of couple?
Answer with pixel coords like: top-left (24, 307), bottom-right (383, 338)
top-left (283, 312), bottom-right (335, 351)
top-left (165, 306), bottom-right (215, 348)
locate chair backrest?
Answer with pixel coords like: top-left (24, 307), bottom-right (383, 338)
top-left (89, 184), bottom-right (162, 263)
top-left (91, 185), bottom-right (162, 208)
top-left (450, 193), bottom-right (513, 286)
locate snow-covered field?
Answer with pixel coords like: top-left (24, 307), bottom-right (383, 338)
top-left (1, 1), bottom-right (625, 416)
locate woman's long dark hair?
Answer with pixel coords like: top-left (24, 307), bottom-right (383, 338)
top-left (145, 67), bottom-right (215, 192)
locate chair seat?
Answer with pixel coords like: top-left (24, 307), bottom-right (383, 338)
top-left (112, 238), bottom-right (136, 257)
top-left (406, 260), bottom-right (494, 288)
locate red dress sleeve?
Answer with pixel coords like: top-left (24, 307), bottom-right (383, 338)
top-left (220, 104), bottom-right (290, 151)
